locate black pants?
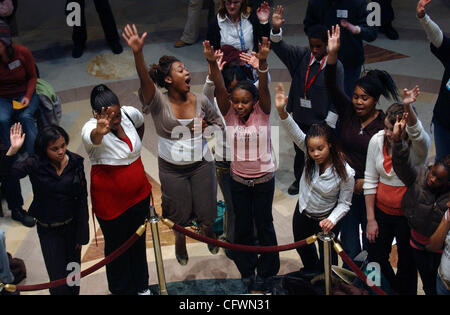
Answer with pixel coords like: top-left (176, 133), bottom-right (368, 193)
top-left (37, 221), bottom-right (81, 295)
top-left (66, 0), bottom-right (120, 46)
top-left (373, 0), bottom-right (394, 27)
top-left (292, 122), bottom-right (310, 183)
top-left (2, 176), bottom-right (23, 209)
top-left (230, 177), bottom-right (280, 279)
top-left (292, 204), bottom-right (341, 271)
top-left (368, 207), bottom-right (417, 295)
top-left (413, 248), bottom-right (442, 295)
top-left (97, 195), bottom-right (150, 295)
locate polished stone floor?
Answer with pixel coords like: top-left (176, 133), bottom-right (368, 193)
top-left (1, 0), bottom-right (449, 295)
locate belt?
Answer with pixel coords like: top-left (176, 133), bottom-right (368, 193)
top-left (36, 218), bottom-right (73, 228)
top-left (302, 210), bottom-right (332, 222)
top-left (231, 172), bottom-right (274, 187)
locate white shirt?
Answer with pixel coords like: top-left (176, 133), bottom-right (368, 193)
top-left (218, 12), bottom-right (254, 52)
top-left (81, 106), bottom-right (144, 166)
top-left (281, 114), bottom-right (355, 225)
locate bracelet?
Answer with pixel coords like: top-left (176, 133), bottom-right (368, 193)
top-left (257, 66), bottom-right (269, 73)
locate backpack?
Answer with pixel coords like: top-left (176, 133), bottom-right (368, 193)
top-left (35, 79), bottom-right (62, 129)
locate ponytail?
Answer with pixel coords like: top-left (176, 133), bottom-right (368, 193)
top-left (148, 55), bottom-right (179, 88)
top-left (356, 69), bottom-right (399, 103)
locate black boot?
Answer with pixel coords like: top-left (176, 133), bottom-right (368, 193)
top-left (11, 208), bottom-right (35, 227)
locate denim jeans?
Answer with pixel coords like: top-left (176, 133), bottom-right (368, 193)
top-left (215, 161), bottom-right (234, 242)
top-left (343, 65), bottom-right (362, 99)
top-left (436, 273), bottom-right (450, 295)
top-left (230, 176), bottom-right (280, 279)
top-left (0, 229), bottom-right (14, 284)
top-left (340, 193), bottom-right (368, 267)
top-left (0, 92), bottom-right (39, 154)
top-left (433, 117), bottom-right (450, 161)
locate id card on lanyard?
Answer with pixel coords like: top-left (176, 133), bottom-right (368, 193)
top-left (238, 19), bottom-right (246, 51)
top-left (301, 54), bottom-right (327, 108)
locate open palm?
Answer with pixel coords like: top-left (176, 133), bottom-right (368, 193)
top-left (402, 86), bottom-right (420, 105)
top-left (327, 25), bottom-right (341, 55)
top-left (256, 1), bottom-right (271, 23)
top-left (9, 123), bottom-right (25, 153)
top-left (256, 37), bottom-right (270, 60)
top-left (271, 5), bottom-right (285, 30)
top-left (122, 24), bottom-right (147, 53)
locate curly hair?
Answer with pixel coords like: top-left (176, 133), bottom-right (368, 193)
top-left (148, 55), bottom-right (180, 89)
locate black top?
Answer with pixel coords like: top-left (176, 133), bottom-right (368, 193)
top-left (206, 10), bottom-right (270, 52)
top-left (0, 150), bottom-right (89, 245)
top-left (271, 37), bottom-right (344, 126)
top-left (430, 35), bottom-right (450, 130)
top-left (325, 63), bottom-right (385, 179)
top-left (303, 0), bottom-right (378, 67)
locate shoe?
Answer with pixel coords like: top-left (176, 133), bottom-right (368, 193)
top-left (176, 252), bottom-right (189, 266)
top-left (297, 267), bottom-right (321, 280)
top-left (208, 243), bottom-right (219, 255)
top-left (137, 288), bottom-right (152, 295)
top-left (11, 208), bottom-right (35, 227)
top-left (109, 41), bottom-right (123, 54)
top-left (380, 25), bottom-right (399, 40)
top-left (72, 44), bottom-right (85, 58)
top-left (174, 39), bottom-right (192, 48)
top-left (287, 181), bottom-right (299, 195)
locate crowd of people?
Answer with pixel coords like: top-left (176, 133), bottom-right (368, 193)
top-left (0, 0), bottom-right (449, 296)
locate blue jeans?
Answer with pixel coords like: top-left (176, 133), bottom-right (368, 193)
top-left (340, 193), bottom-right (368, 267)
top-left (433, 117), bottom-right (450, 161)
top-left (343, 65), bottom-right (362, 99)
top-left (0, 229), bottom-right (14, 284)
top-left (0, 92), bottom-right (39, 154)
top-left (215, 161), bottom-right (235, 242)
top-left (436, 273), bottom-right (450, 295)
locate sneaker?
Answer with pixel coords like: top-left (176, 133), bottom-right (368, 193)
top-left (72, 44), bottom-right (85, 58)
top-left (380, 25), bottom-right (399, 40)
top-left (287, 181), bottom-right (299, 195)
top-left (11, 208), bottom-right (35, 227)
top-left (137, 288), bottom-right (152, 295)
top-left (109, 41), bottom-right (123, 54)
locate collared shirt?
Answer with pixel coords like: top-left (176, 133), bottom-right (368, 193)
top-left (218, 12), bottom-right (255, 52)
top-left (281, 114), bottom-right (355, 225)
top-left (81, 106), bottom-right (144, 166)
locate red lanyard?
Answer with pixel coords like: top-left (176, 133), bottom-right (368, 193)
top-left (304, 54), bottom-right (327, 97)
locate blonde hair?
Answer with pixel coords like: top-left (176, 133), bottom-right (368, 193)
top-left (218, 0), bottom-right (251, 19)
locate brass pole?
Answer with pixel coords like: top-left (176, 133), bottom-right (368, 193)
top-left (149, 206), bottom-right (168, 295)
top-left (318, 232), bottom-right (334, 296)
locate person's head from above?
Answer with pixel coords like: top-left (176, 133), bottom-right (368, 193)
top-left (34, 125), bottom-right (70, 164)
top-left (426, 155), bottom-right (449, 193)
top-left (149, 56), bottom-right (191, 95)
top-left (0, 18), bottom-right (13, 60)
top-left (307, 24), bottom-right (328, 61)
top-left (353, 70), bottom-right (399, 120)
top-left (229, 79), bottom-right (258, 121)
top-left (304, 122), bottom-right (348, 184)
top-left (90, 84), bottom-right (122, 131)
top-left (219, 0), bottom-right (250, 20)
top-left (384, 103), bottom-right (405, 145)
top-left (222, 64), bottom-right (250, 92)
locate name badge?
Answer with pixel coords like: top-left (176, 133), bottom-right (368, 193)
top-left (300, 98), bottom-right (312, 109)
top-left (446, 78), bottom-right (450, 91)
top-left (325, 111), bottom-right (339, 129)
top-left (336, 9), bottom-right (348, 18)
top-left (8, 60), bottom-right (21, 70)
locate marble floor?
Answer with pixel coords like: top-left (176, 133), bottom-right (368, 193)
top-left (1, 0), bottom-right (449, 295)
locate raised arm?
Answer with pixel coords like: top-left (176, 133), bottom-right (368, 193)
top-left (417, 0), bottom-right (444, 49)
top-left (90, 107), bottom-right (115, 146)
top-left (255, 37), bottom-right (271, 115)
top-left (427, 209), bottom-right (450, 252)
top-left (203, 41), bottom-right (230, 116)
top-left (122, 24), bottom-right (155, 105)
top-left (339, 0), bottom-right (377, 43)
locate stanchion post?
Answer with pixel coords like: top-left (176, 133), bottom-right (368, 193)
top-left (318, 232), bottom-right (335, 296)
top-left (149, 205), bottom-right (168, 295)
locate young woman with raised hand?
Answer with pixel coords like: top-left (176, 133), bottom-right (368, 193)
top-left (275, 82), bottom-right (355, 277)
top-left (1, 123), bottom-right (89, 295)
top-left (325, 25), bottom-right (399, 267)
top-left (204, 37), bottom-right (279, 292)
top-left (122, 24), bottom-right (225, 266)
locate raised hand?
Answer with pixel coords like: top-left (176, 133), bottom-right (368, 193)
top-left (203, 41), bottom-right (219, 63)
top-left (94, 107), bottom-right (114, 136)
top-left (393, 112), bottom-right (408, 142)
top-left (256, 1), bottom-right (271, 23)
top-left (256, 37), bottom-right (271, 61)
top-left (8, 123), bottom-right (25, 156)
top-left (327, 24), bottom-right (341, 56)
top-left (122, 24), bottom-right (147, 53)
top-left (216, 50), bottom-right (227, 71)
top-left (417, 0), bottom-right (432, 18)
top-left (272, 5), bottom-right (285, 32)
top-left (239, 51), bottom-right (259, 69)
top-left (402, 85), bottom-right (420, 106)
top-left (275, 83), bottom-right (288, 114)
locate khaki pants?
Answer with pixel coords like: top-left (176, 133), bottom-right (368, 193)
top-left (181, 0), bottom-right (219, 44)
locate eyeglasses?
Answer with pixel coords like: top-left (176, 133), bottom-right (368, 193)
top-left (225, 0), bottom-right (241, 6)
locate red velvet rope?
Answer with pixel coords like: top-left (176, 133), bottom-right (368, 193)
top-left (13, 232), bottom-right (141, 292)
top-left (171, 222), bottom-right (311, 253)
top-left (337, 250), bottom-right (387, 295)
